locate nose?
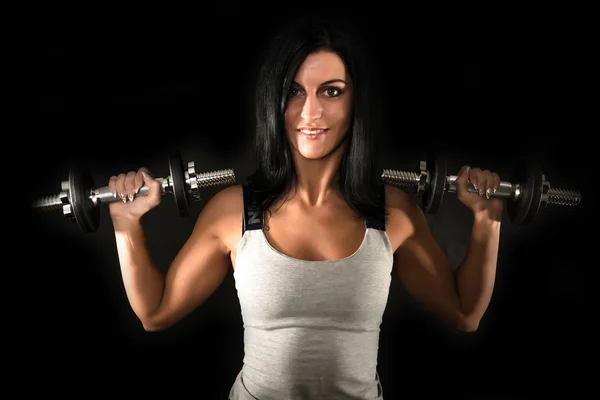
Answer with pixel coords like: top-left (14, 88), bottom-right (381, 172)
top-left (300, 94), bottom-right (323, 121)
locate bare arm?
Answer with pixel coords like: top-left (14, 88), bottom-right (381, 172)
top-left (113, 183), bottom-right (241, 331)
top-left (388, 185), bottom-right (501, 332)
top-left (454, 213), bottom-right (501, 329)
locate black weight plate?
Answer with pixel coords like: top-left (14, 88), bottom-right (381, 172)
top-left (169, 150), bottom-right (190, 217)
top-left (68, 167), bottom-right (100, 233)
top-left (423, 156), bottom-right (447, 214)
top-left (520, 160), bottom-right (543, 225)
top-left (507, 159), bottom-right (543, 225)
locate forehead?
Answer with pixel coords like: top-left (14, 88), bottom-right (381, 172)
top-left (294, 50), bottom-right (347, 83)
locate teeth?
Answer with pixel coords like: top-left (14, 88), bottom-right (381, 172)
top-left (301, 129), bottom-right (325, 135)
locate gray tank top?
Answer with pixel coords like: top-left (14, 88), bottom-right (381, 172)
top-left (228, 183), bottom-right (394, 400)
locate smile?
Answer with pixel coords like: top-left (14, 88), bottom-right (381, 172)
top-left (299, 129), bottom-right (327, 135)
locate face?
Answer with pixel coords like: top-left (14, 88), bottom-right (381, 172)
top-left (284, 50), bottom-right (352, 160)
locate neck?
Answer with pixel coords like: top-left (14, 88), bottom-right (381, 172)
top-left (289, 144), bottom-right (347, 208)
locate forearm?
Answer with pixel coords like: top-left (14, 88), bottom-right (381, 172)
top-left (455, 213), bottom-right (501, 327)
top-left (114, 219), bottom-right (165, 323)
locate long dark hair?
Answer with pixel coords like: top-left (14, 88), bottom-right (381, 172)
top-left (246, 15), bottom-right (387, 223)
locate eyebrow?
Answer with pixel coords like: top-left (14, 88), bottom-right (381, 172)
top-left (292, 79), bottom-right (347, 87)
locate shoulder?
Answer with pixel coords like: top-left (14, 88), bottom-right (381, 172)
top-left (192, 184), bottom-right (244, 250)
top-left (203, 183), bottom-right (244, 213)
top-left (383, 184), bottom-right (419, 215)
top-left (204, 183), bottom-right (245, 221)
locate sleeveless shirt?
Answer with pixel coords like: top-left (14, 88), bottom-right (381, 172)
top-left (228, 182), bottom-right (394, 399)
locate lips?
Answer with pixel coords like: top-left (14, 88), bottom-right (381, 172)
top-left (298, 128), bottom-right (327, 135)
top-left (298, 128), bottom-right (327, 140)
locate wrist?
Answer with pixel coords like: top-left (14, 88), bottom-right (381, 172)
top-left (111, 215), bottom-right (143, 233)
top-left (472, 211), bottom-right (501, 238)
top-left (473, 208), bottom-right (502, 224)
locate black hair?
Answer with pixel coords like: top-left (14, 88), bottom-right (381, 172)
top-left (246, 15), bottom-right (387, 223)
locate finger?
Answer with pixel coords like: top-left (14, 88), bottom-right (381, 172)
top-left (140, 168), bottom-right (159, 187)
top-left (108, 176), bottom-right (118, 198)
top-left (139, 167), bottom-right (154, 179)
top-left (125, 171), bottom-right (137, 200)
top-left (455, 165), bottom-right (471, 186)
top-left (469, 167), bottom-right (483, 196)
top-left (115, 173), bottom-right (127, 203)
top-left (482, 170), bottom-right (495, 199)
top-left (140, 168), bottom-right (162, 203)
top-left (493, 172), bottom-right (501, 195)
top-left (134, 168), bottom-right (146, 194)
top-left (454, 165), bottom-right (471, 195)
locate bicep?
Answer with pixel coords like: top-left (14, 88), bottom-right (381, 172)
top-left (153, 186), bottom-right (240, 326)
top-left (393, 200), bottom-right (462, 325)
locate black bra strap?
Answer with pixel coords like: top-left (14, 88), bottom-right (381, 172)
top-left (242, 182), bottom-right (263, 235)
top-left (365, 183), bottom-right (387, 231)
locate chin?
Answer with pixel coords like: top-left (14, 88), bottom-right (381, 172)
top-left (298, 150), bottom-right (328, 160)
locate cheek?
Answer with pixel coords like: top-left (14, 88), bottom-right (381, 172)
top-left (326, 103), bottom-right (352, 130)
top-left (284, 103), bottom-right (302, 128)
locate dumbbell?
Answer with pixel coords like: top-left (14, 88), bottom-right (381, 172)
top-left (381, 155), bottom-right (581, 225)
top-left (31, 150), bottom-right (236, 233)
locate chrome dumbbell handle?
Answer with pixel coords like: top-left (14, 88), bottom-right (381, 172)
top-left (89, 167), bottom-right (236, 205)
top-left (32, 168), bottom-right (236, 211)
top-left (90, 177), bottom-right (171, 205)
top-left (381, 169), bottom-right (516, 199)
top-left (445, 175), bottom-right (517, 200)
top-left (444, 174), bottom-right (580, 205)
top-left (381, 168), bottom-right (581, 206)
top-left (31, 150), bottom-right (237, 233)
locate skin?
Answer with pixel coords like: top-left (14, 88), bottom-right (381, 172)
top-left (107, 50), bottom-right (502, 333)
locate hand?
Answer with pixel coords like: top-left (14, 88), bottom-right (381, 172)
top-left (107, 167), bottom-right (162, 223)
top-left (454, 165), bottom-right (504, 221)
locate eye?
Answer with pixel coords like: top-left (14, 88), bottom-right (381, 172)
top-left (323, 87), bottom-right (343, 97)
top-left (288, 87), bottom-right (302, 98)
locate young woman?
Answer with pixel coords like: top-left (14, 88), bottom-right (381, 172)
top-left (107, 16), bottom-right (503, 400)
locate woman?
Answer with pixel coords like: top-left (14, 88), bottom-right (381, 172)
top-left (107, 15), bottom-right (503, 400)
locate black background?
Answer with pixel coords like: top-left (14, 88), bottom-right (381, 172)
top-left (24, 5), bottom-right (596, 398)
